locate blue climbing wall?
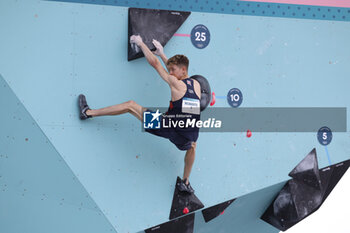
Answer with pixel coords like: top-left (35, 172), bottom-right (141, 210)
top-left (1, 0), bottom-right (349, 233)
top-left (0, 75), bottom-right (116, 233)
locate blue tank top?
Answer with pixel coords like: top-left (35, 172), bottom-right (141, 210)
top-left (166, 78), bottom-right (200, 141)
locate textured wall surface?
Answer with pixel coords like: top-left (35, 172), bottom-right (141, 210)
top-left (0, 75), bottom-right (116, 233)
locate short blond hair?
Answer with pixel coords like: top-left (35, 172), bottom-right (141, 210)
top-left (166, 54), bottom-right (189, 70)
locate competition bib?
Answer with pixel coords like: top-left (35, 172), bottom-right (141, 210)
top-left (182, 97), bottom-right (200, 115)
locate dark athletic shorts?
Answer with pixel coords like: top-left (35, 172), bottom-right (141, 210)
top-left (144, 109), bottom-right (195, 151)
top-left (145, 127), bottom-right (194, 151)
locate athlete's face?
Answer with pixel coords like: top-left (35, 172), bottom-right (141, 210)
top-left (167, 64), bottom-right (187, 80)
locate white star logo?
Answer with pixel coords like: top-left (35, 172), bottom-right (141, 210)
top-left (150, 109), bottom-right (162, 122)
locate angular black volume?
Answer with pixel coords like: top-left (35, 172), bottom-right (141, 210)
top-left (288, 148), bottom-right (322, 190)
top-left (201, 198), bottom-right (235, 223)
top-left (145, 213), bottom-right (195, 233)
top-left (321, 160), bottom-right (350, 201)
top-left (128, 8), bottom-right (191, 61)
top-left (169, 177), bottom-right (204, 220)
top-left (261, 148), bottom-right (350, 231)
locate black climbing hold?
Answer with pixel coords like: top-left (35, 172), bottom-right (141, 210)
top-left (128, 8), bottom-right (191, 61)
top-left (169, 177), bottom-right (204, 220)
top-left (145, 213), bottom-right (195, 233)
top-left (321, 160), bottom-right (350, 201)
top-left (201, 198), bottom-right (235, 223)
top-left (288, 148), bottom-right (322, 190)
top-left (261, 148), bottom-right (350, 231)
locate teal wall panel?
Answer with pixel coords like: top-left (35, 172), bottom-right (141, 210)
top-left (48, 0), bottom-right (350, 21)
top-left (0, 75), bottom-right (116, 233)
top-left (193, 182), bottom-right (285, 233)
top-left (136, 181), bottom-right (285, 233)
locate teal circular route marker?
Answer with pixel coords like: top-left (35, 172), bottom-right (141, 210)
top-left (317, 126), bottom-right (332, 146)
top-left (227, 88), bottom-right (243, 108)
top-left (191, 24), bottom-right (210, 49)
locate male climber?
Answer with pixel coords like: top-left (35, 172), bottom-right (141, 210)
top-left (78, 35), bottom-right (201, 193)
